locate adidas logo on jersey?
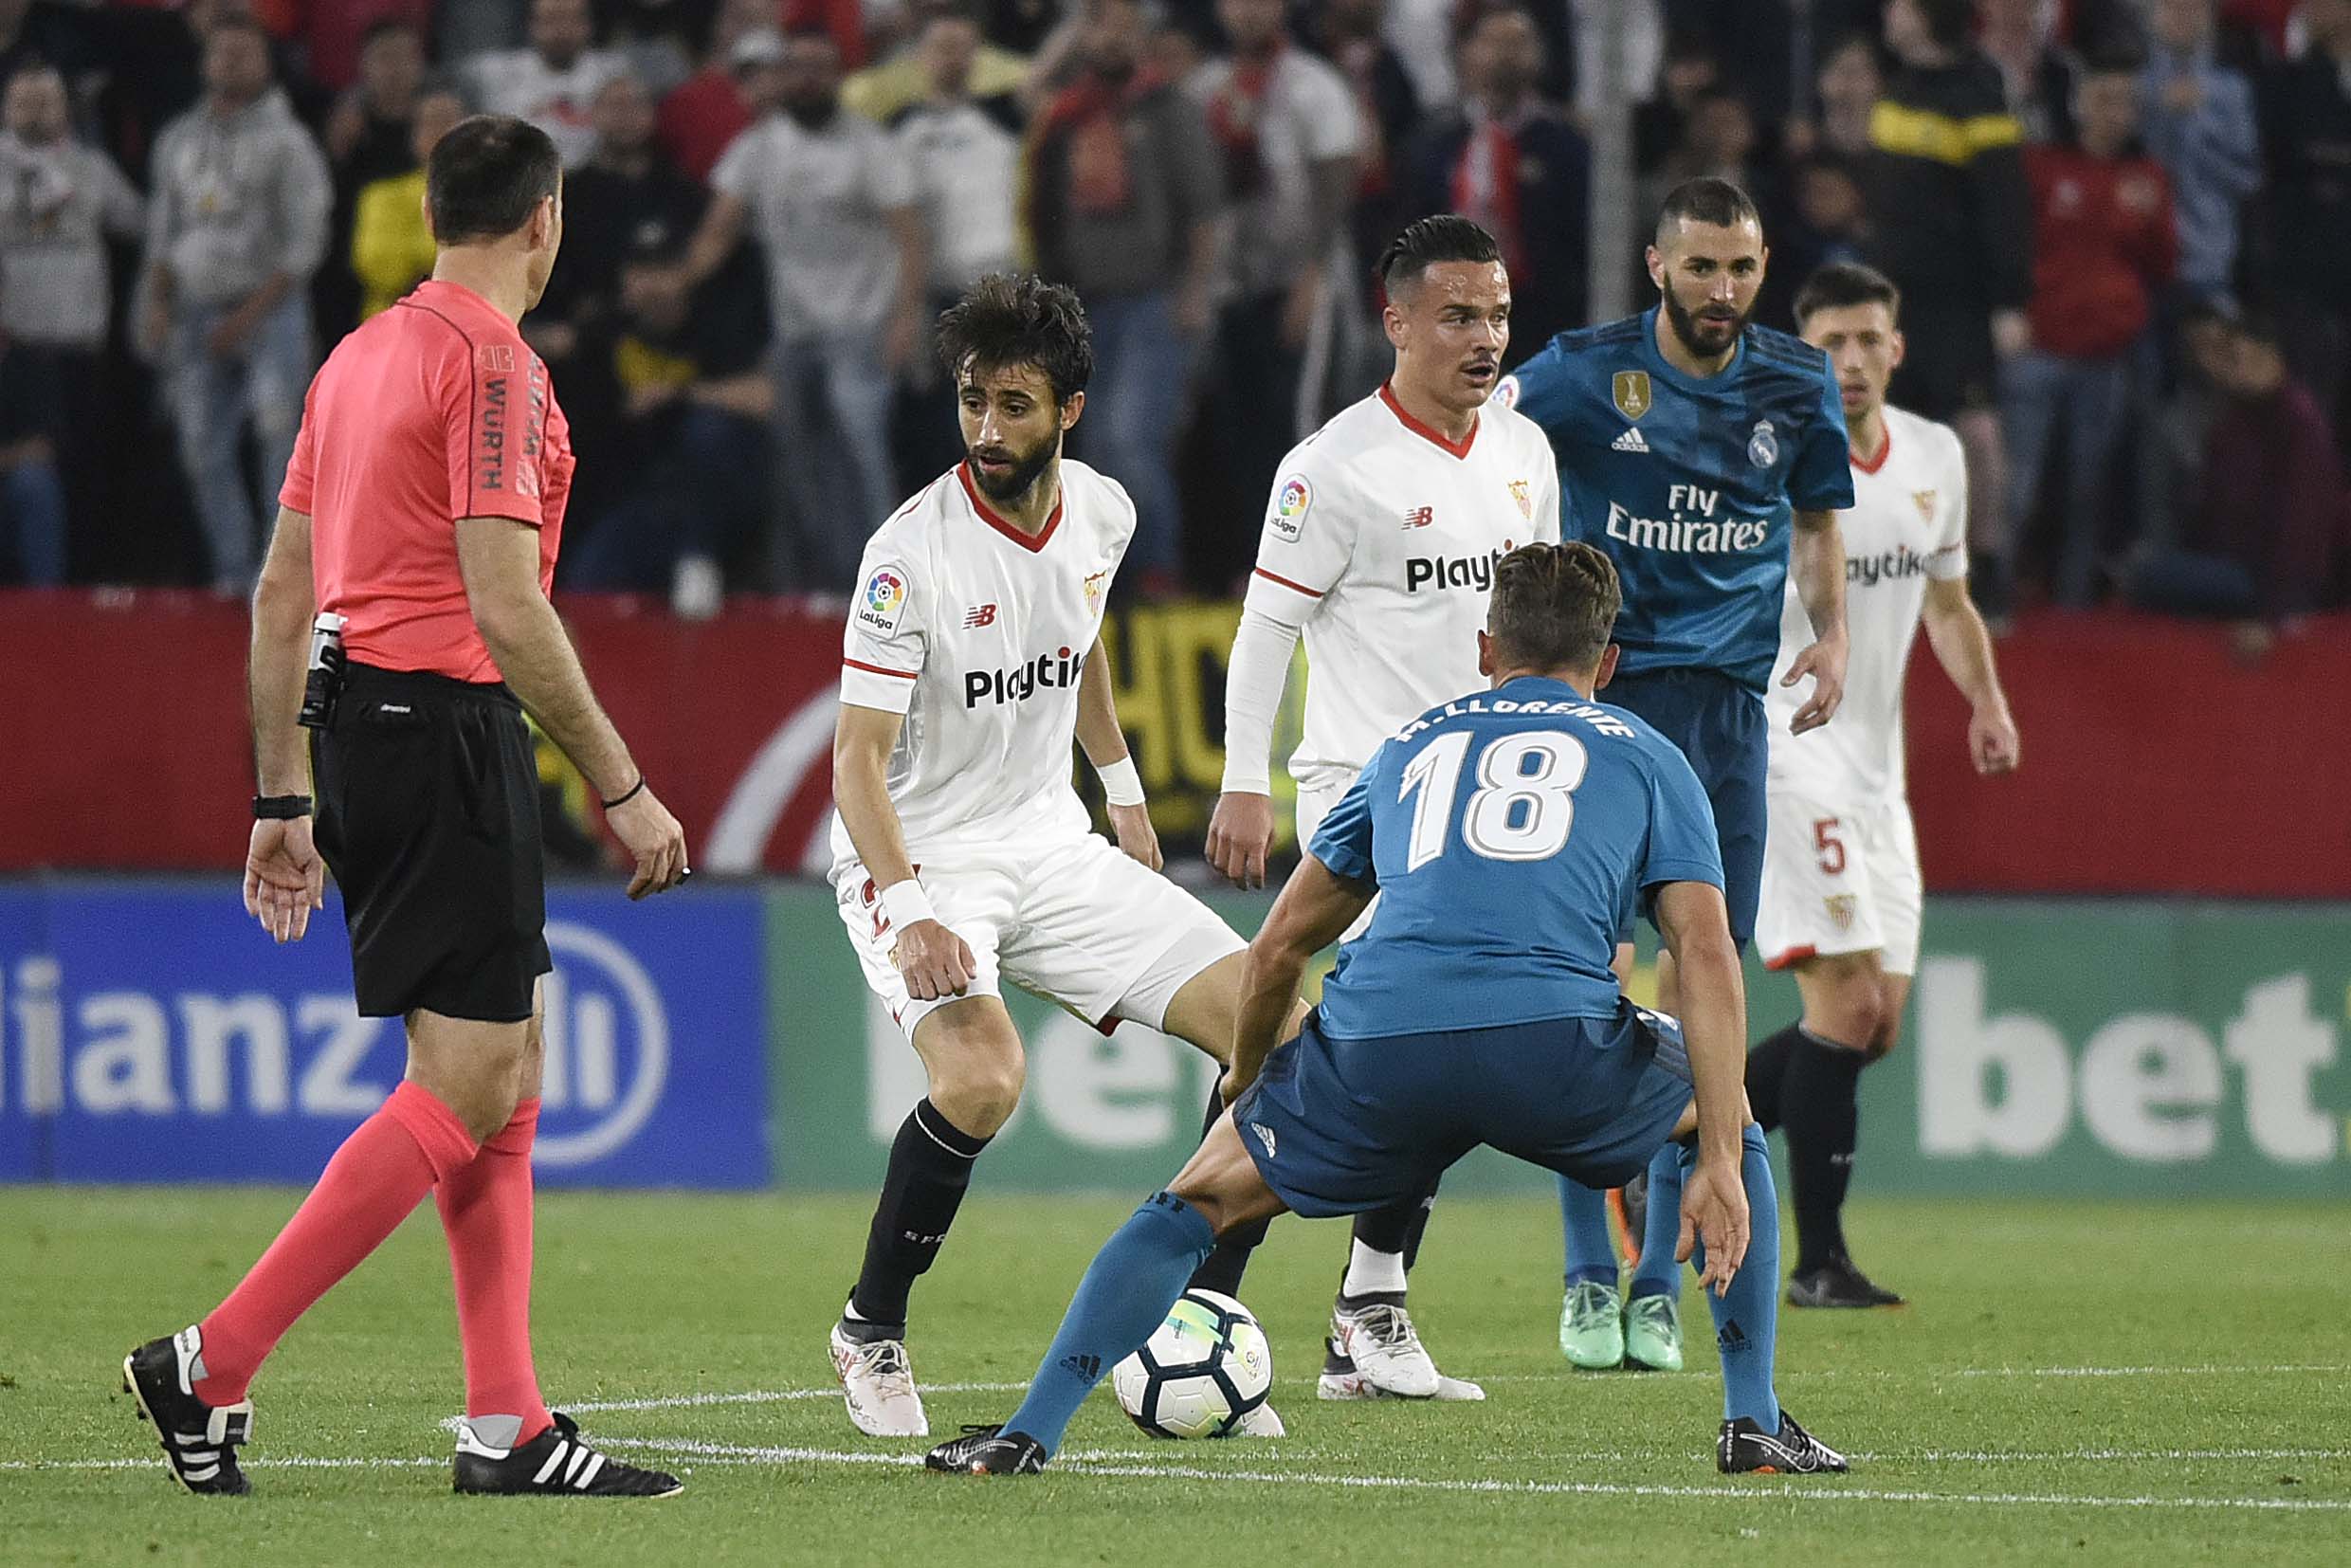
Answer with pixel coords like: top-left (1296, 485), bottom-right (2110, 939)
top-left (1612, 427), bottom-right (1650, 453)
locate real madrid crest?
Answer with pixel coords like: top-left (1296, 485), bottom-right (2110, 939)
top-left (1612, 370), bottom-right (1652, 422)
top-left (1748, 418), bottom-right (1778, 469)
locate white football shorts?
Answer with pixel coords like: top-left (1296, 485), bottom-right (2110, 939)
top-left (1755, 790), bottom-right (1923, 976)
top-left (835, 829), bottom-right (1247, 1041)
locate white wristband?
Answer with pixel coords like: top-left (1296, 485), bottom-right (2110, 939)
top-left (878, 880), bottom-right (936, 931)
top-left (1096, 754), bottom-right (1146, 807)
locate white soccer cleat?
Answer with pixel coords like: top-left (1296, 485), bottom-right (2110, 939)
top-left (829, 1322), bottom-right (929, 1438)
top-left (1230, 1401), bottom-right (1285, 1437)
top-left (1329, 1298), bottom-right (1441, 1398)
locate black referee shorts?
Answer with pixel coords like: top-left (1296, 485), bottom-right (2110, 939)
top-left (312, 663), bottom-right (552, 1023)
top-left (1889, 301), bottom-right (1999, 421)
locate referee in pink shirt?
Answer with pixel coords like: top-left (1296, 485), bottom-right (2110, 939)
top-left (122, 115), bottom-right (690, 1501)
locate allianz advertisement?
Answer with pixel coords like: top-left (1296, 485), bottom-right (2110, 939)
top-left (3, 883), bottom-right (2342, 1196)
top-left (0, 880), bottom-right (766, 1187)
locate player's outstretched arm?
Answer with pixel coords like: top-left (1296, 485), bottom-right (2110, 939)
top-left (1654, 880), bottom-right (1751, 1293)
top-left (833, 702), bottom-right (975, 1001)
top-left (457, 518), bottom-right (688, 900)
top-left (1228, 856), bottom-right (1371, 1099)
top-left (1921, 577), bottom-right (2020, 775)
top-left (1782, 506), bottom-right (1850, 734)
top-left (245, 505), bottom-right (325, 943)
top-left (1075, 634), bottom-right (1159, 871)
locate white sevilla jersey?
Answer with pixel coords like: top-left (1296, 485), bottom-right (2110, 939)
top-left (1764, 404), bottom-right (1968, 804)
top-left (1246, 385), bottom-right (1560, 789)
top-left (832, 460), bottom-right (1133, 869)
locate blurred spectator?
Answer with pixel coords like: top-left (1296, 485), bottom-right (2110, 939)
top-left (0, 59), bottom-right (142, 574)
top-left (2139, 297), bottom-right (2240, 548)
top-left (2004, 58), bottom-right (2177, 608)
top-left (2127, 311), bottom-right (2349, 643)
top-left (609, 0), bottom-right (723, 95)
top-left (1303, 0), bottom-right (1421, 269)
top-left (680, 24), bottom-right (923, 589)
top-left (138, 17), bottom-right (329, 594)
top-left (1795, 30), bottom-right (1883, 160)
top-left (1649, 87), bottom-right (1761, 210)
top-left (658, 0), bottom-right (780, 181)
top-left (438, 0), bottom-right (528, 63)
top-left (1633, 33), bottom-right (1722, 174)
top-left (1187, 0), bottom-right (1362, 588)
top-left (975, 0), bottom-right (1060, 54)
top-left (889, 4), bottom-right (1023, 478)
top-left (1758, 153), bottom-right (1871, 329)
top-left (349, 86), bottom-right (465, 319)
top-left (318, 18), bottom-right (428, 337)
top-left (0, 0), bottom-right (85, 91)
top-left (0, 336), bottom-right (63, 583)
top-left (467, 0), bottom-right (627, 166)
top-left (298, 0), bottom-right (433, 95)
top-left (1387, 0), bottom-right (1474, 114)
top-left (846, 0), bottom-right (1029, 121)
top-left (1977, 0), bottom-right (2081, 142)
top-left (1027, 0), bottom-right (1221, 594)
top-left (2141, 0), bottom-right (2261, 301)
top-left (1568, 0), bottom-right (1664, 123)
top-left (2260, 0), bottom-right (2351, 447)
top-left (563, 241), bottom-right (773, 618)
top-left (1403, 5), bottom-right (1588, 359)
top-left (1869, 0), bottom-right (2035, 615)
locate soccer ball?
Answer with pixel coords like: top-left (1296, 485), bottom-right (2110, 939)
top-left (1111, 1288), bottom-right (1273, 1439)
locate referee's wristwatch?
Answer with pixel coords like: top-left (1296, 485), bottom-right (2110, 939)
top-left (253, 793), bottom-right (313, 820)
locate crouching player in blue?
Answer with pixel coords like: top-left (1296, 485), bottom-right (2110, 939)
top-left (925, 542), bottom-right (1849, 1478)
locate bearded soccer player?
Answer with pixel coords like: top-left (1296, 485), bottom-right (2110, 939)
top-left (1748, 262), bottom-right (2020, 1307)
top-left (122, 116), bottom-right (691, 1499)
top-left (925, 543), bottom-right (1848, 1479)
top-left (1200, 214), bottom-right (1557, 1401)
top-left (825, 273), bottom-right (1299, 1440)
top-left (1498, 176), bottom-right (1853, 1374)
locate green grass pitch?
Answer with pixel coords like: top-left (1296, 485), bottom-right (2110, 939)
top-left (3, 1189), bottom-right (2345, 1566)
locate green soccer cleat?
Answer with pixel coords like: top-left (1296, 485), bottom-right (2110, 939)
top-left (1558, 1280), bottom-right (1625, 1369)
top-left (1623, 1290), bottom-right (1684, 1372)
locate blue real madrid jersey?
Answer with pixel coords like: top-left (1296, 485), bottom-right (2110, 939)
top-left (1501, 310), bottom-right (1854, 691)
top-left (1306, 675), bottom-right (1725, 1041)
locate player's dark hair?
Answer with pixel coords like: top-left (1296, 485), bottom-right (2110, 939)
top-left (936, 272), bottom-right (1094, 404)
top-left (1376, 214), bottom-right (1503, 299)
top-left (1488, 542), bottom-right (1621, 675)
top-left (1654, 176), bottom-right (1760, 242)
top-left (427, 115), bottom-right (562, 246)
top-left (1794, 262), bottom-right (1902, 328)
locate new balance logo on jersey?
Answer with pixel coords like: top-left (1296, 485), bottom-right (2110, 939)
top-left (1603, 500), bottom-right (1770, 555)
top-left (1611, 427), bottom-right (1650, 453)
top-left (1406, 544), bottom-right (1516, 593)
top-left (963, 645), bottom-right (1086, 707)
top-left (1402, 505), bottom-right (1433, 530)
top-left (1847, 543), bottom-right (1943, 587)
top-left (963, 603), bottom-right (998, 629)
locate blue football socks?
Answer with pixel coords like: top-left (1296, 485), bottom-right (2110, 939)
top-left (1002, 1192), bottom-right (1215, 1456)
top-left (1558, 1176), bottom-right (1620, 1288)
top-left (1627, 1140), bottom-right (1687, 1300)
top-left (1684, 1124), bottom-right (1782, 1430)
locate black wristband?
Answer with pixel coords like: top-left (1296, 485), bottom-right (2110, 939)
top-left (253, 793), bottom-right (313, 820)
top-left (601, 776), bottom-right (647, 811)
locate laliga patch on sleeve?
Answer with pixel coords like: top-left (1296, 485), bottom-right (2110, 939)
top-left (1490, 374), bottom-right (1521, 410)
top-left (856, 564), bottom-right (912, 636)
top-left (1267, 474), bottom-right (1312, 542)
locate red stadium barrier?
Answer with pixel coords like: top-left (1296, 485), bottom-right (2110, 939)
top-left (4, 590), bottom-right (2344, 896)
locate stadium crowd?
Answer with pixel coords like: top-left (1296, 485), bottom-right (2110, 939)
top-left (0, 0), bottom-right (2344, 628)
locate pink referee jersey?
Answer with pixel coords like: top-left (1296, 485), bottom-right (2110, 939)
top-left (280, 279), bottom-right (574, 684)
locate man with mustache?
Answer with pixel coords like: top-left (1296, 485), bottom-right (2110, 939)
top-left (1499, 176), bottom-right (1852, 1375)
top-left (1202, 214), bottom-right (1557, 1401)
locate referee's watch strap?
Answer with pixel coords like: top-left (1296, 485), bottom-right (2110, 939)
top-left (253, 793), bottom-right (313, 820)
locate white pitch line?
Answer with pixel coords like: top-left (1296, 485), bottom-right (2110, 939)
top-left (0, 1457), bottom-right (447, 1473)
top-left (539, 1361), bottom-right (2351, 1421)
